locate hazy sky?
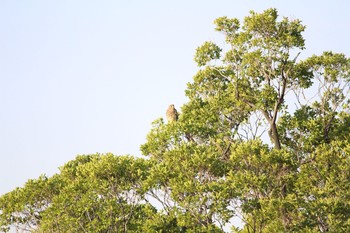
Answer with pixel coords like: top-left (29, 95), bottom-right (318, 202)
top-left (1, 0), bottom-right (350, 195)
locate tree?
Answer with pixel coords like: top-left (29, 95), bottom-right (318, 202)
top-left (0, 154), bottom-right (156, 233)
top-left (1, 8), bottom-right (350, 232)
top-left (141, 8), bottom-right (350, 232)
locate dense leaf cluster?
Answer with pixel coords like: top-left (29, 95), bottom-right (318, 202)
top-left (1, 8), bottom-right (350, 232)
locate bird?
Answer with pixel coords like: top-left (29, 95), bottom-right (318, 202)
top-left (166, 104), bottom-right (178, 123)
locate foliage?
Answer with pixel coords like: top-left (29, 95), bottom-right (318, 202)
top-left (1, 154), bottom-right (155, 232)
top-left (1, 8), bottom-right (350, 232)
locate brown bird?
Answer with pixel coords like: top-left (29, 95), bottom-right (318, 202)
top-left (166, 104), bottom-right (178, 123)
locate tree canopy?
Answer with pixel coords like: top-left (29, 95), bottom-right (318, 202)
top-left (1, 8), bottom-right (350, 232)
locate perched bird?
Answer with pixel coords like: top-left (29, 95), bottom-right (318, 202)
top-left (166, 104), bottom-right (178, 123)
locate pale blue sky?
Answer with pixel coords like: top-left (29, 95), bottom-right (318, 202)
top-left (1, 1), bottom-right (349, 195)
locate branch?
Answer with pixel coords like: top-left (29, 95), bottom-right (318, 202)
top-left (272, 63), bottom-right (287, 124)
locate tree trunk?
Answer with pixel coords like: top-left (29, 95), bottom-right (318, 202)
top-left (269, 122), bottom-right (281, 150)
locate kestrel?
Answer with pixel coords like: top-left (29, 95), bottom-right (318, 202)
top-left (166, 104), bottom-right (178, 123)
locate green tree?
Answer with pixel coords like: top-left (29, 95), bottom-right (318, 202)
top-left (141, 8), bottom-right (350, 232)
top-left (0, 154), bottom-right (156, 233)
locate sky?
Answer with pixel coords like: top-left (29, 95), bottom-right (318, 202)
top-left (1, 0), bottom-right (350, 195)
